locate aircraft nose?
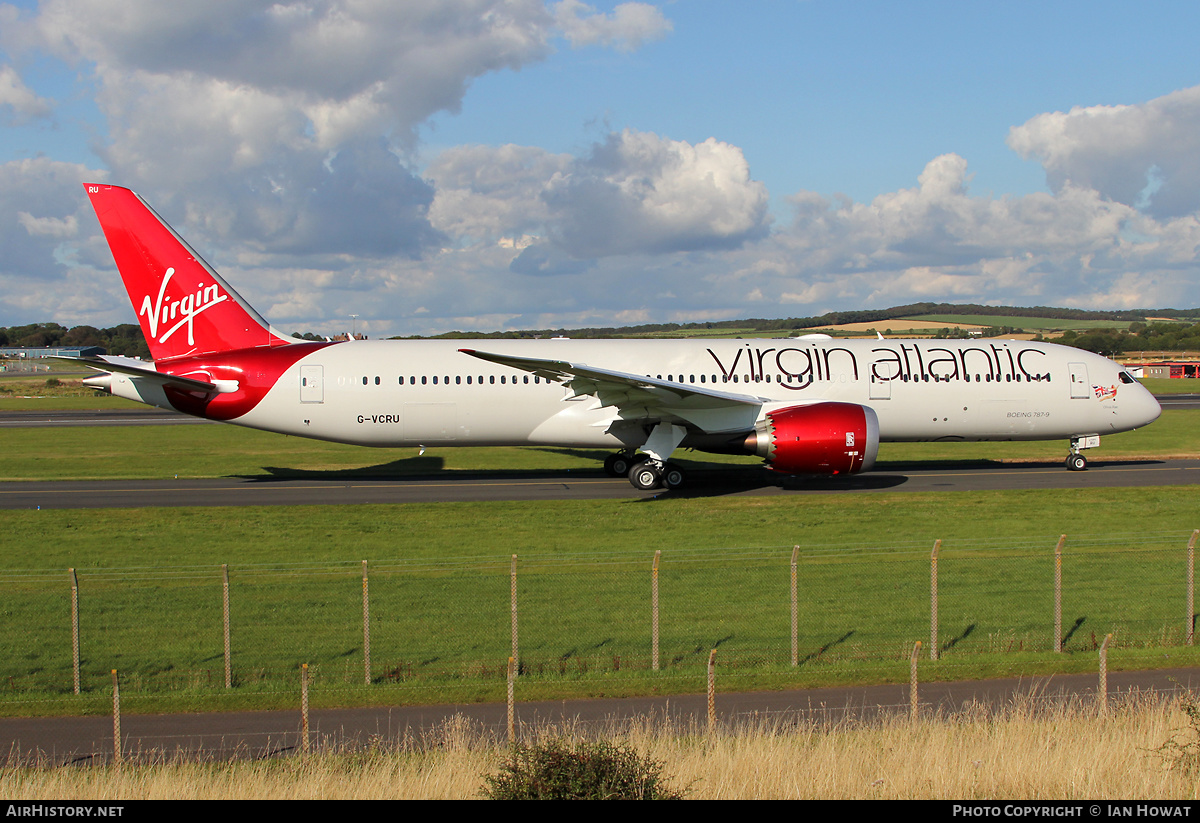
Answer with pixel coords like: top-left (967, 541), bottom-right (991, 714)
top-left (1136, 386), bottom-right (1162, 427)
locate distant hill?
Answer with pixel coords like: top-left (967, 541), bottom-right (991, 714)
top-left (400, 303), bottom-right (1200, 344)
top-left (6, 303), bottom-right (1200, 357)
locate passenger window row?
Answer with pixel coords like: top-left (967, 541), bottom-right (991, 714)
top-left (360, 374), bottom-right (546, 386)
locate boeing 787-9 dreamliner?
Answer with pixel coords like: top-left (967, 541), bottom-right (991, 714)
top-left (69, 184), bottom-right (1162, 490)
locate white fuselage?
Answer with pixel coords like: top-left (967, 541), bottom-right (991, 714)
top-left (125, 336), bottom-right (1158, 454)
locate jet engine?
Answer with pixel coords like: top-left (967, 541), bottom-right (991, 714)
top-left (744, 402), bottom-right (879, 474)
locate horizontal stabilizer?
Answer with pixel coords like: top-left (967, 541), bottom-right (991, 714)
top-left (46, 355), bottom-right (220, 393)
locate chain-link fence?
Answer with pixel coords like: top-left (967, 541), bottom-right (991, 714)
top-left (2, 530), bottom-right (1197, 702)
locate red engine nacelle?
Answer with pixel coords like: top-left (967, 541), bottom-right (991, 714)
top-left (744, 402), bottom-right (880, 474)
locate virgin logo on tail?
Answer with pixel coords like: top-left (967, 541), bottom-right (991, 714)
top-left (140, 266), bottom-right (228, 347)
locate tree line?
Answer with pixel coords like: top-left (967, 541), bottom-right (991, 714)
top-left (4, 306), bottom-right (1200, 359)
top-left (1054, 322), bottom-right (1200, 357)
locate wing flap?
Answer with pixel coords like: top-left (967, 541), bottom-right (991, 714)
top-left (459, 347), bottom-right (763, 433)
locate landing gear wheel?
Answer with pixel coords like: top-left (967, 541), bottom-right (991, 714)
top-left (628, 462), bottom-right (662, 491)
top-left (604, 452), bottom-right (636, 477)
top-left (1066, 453), bottom-right (1088, 471)
top-left (662, 462), bottom-right (686, 490)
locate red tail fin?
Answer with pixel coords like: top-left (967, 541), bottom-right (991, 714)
top-left (84, 184), bottom-right (290, 361)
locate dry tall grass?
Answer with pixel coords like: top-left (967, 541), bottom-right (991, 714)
top-left (5, 694), bottom-right (1200, 799)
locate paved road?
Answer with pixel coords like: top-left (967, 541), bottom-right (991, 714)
top-left (3, 668), bottom-right (1198, 765)
top-left (1, 458), bottom-right (1198, 509)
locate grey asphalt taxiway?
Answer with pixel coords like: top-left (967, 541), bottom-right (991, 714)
top-left (1, 458), bottom-right (1198, 509)
top-left (1, 395), bottom-right (1197, 507)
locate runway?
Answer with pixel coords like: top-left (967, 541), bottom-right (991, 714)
top-left (1, 458), bottom-right (1197, 509)
top-left (1156, 393), bottom-right (1200, 409)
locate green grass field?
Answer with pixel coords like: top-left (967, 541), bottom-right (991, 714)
top-left (1, 487), bottom-right (1198, 716)
top-left (1, 382), bottom-right (1198, 716)
top-left (906, 314), bottom-right (1162, 331)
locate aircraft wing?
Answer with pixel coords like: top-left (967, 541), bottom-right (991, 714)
top-left (46, 355), bottom-right (221, 393)
top-left (459, 347), bottom-right (763, 433)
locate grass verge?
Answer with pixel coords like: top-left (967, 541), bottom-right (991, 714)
top-left (4, 692), bottom-right (1200, 798)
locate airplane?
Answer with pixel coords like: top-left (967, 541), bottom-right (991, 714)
top-left (68, 183), bottom-right (1162, 490)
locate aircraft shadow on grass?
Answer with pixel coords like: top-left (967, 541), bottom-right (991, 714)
top-left (234, 447), bottom-right (912, 498)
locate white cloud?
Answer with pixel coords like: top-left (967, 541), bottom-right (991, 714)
top-left (781, 154), bottom-right (1135, 273)
top-left (0, 64), bottom-right (53, 123)
top-left (17, 211), bottom-right (77, 238)
top-left (1007, 85), bottom-right (1200, 219)
top-left (430, 130), bottom-right (771, 265)
top-left (546, 131), bottom-right (768, 257)
top-left (0, 158), bottom-right (132, 327)
top-left (9, 0), bottom-right (582, 266)
top-left (428, 143), bottom-right (572, 240)
top-left (552, 0), bottom-right (672, 52)
top-left (33, 0), bottom-right (557, 145)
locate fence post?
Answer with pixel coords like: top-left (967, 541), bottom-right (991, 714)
top-left (1188, 530), bottom-right (1198, 646)
top-left (70, 569), bottom-right (80, 695)
top-left (111, 669), bottom-right (121, 766)
top-left (510, 555), bottom-right (518, 673)
top-left (930, 539), bottom-right (941, 661)
top-left (707, 650), bottom-right (717, 733)
top-left (910, 641), bottom-right (922, 721)
top-left (222, 564), bottom-right (231, 689)
top-left (300, 663), bottom-right (310, 754)
top-left (652, 550), bottom-right (661, 672)
top-left (790, 546), bottom-right (799, 667)
top-left (362, 560), bottom-right (371, 685)
top-left (507, 656), bottom-right (516, 743)
top-left (1098, 633), bottom-right (1112, 714)
top-left (1054, 535), bottom-right (1065, 653)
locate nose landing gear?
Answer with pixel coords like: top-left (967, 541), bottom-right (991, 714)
top-left (1066, 435), bottom-right (1097, 471)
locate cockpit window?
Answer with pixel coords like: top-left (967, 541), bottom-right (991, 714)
top-left (1118, 372), bottom-right (1136, 384)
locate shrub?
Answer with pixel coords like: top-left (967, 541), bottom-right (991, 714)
top-left (482, 739), bottom-right (683, 800)
top-left (1153, 695), bottom-right (1200, 773)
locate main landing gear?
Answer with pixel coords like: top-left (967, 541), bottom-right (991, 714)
top-left (604, 424), bottom-right (690, 491)
top-left (603, 451), bottom-right (638, 478)
top-left (603, 451), bottom-right (686, 491)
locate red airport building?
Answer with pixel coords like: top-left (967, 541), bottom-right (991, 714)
top-left (1124, 361), bottom-right (1200, 379)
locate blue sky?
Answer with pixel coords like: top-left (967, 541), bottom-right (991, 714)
top-left (1, 1), bottom-right (1199, 336)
